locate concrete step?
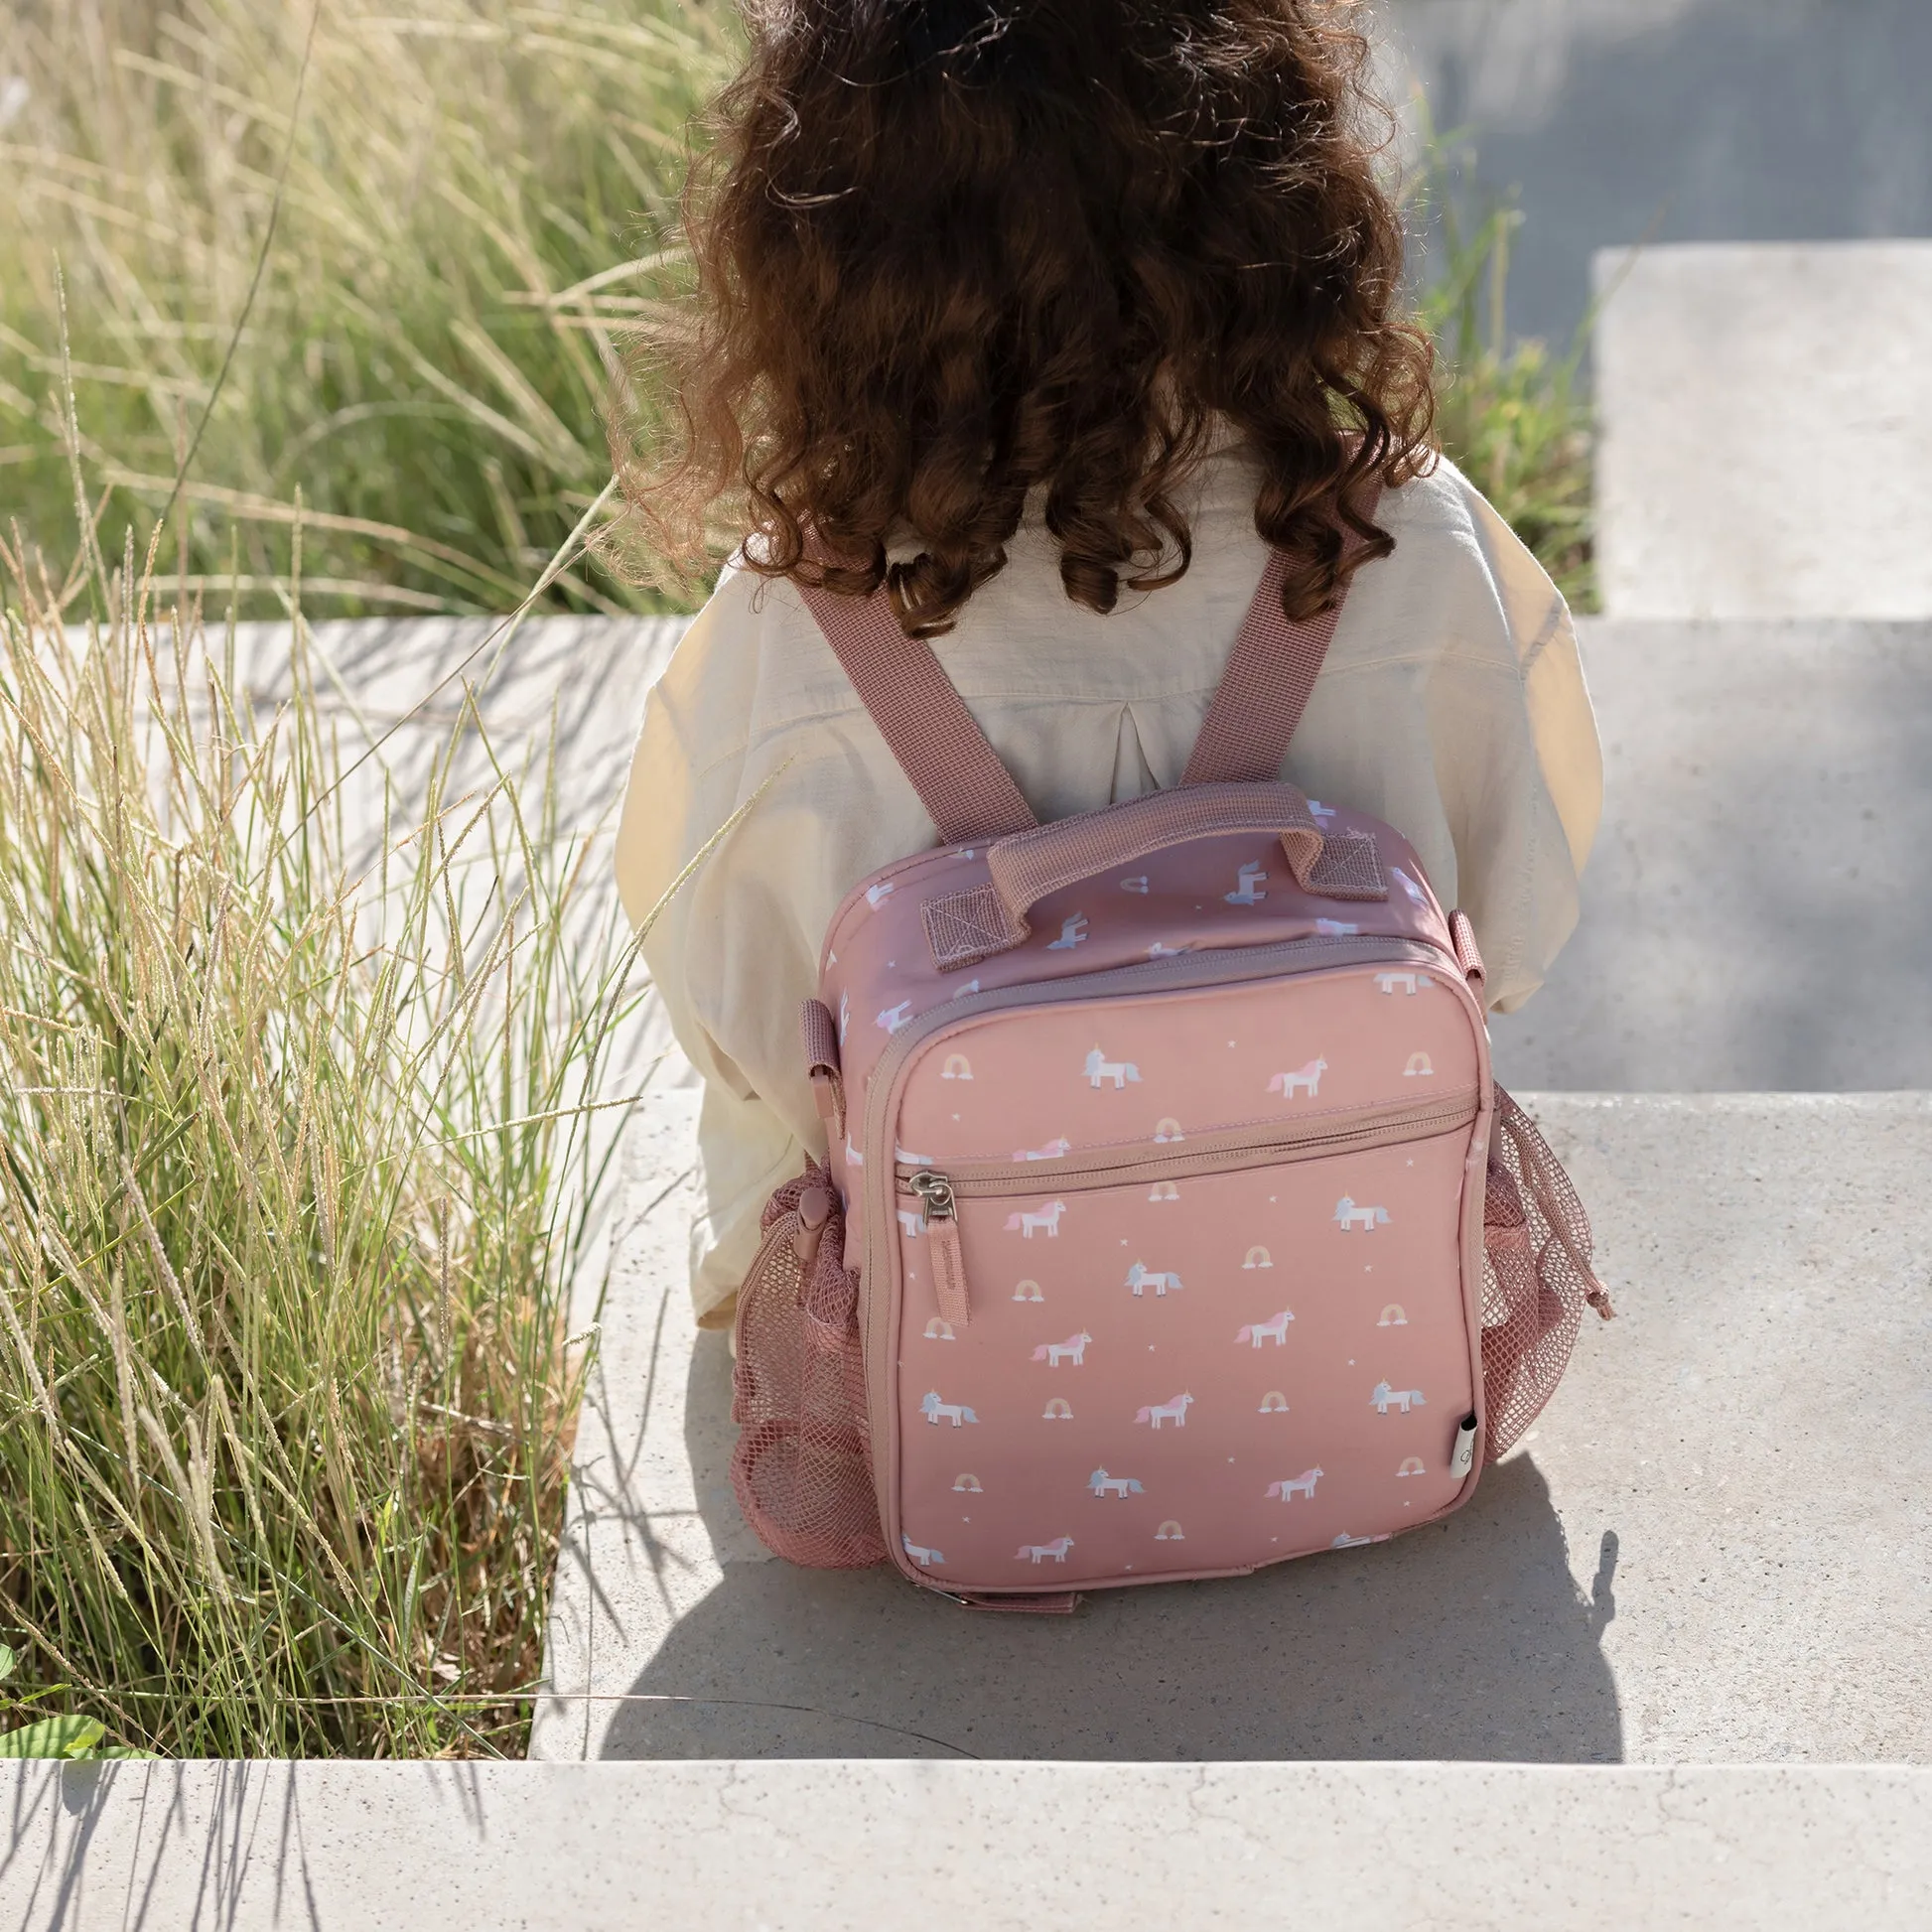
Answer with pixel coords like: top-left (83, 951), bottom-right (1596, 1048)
top-left (7, 1759), bottom-right (1930, 1930)
top-left (1593, 241), bottom-right (1932, 621)
top-left (531, 1088), bottom-right (1932, 1766)
top-left (1489, 617), bottom-right (1932, 1091)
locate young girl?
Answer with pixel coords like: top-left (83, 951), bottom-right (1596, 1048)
top-left (615, 0), bottom-right (1600, 1335)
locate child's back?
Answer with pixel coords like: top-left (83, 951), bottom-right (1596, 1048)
top-left (612, 0), bottom-right (1600, 1329)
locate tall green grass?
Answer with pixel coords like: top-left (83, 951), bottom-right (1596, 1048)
top-left (1, 0), bottom-right (730, 617)
top-left (0, 506), bottom-right (644, 1757)
top-left (1411, 155), bottom-right (1596, 608)
top-left (2, 2), bottom-right (1593, 616)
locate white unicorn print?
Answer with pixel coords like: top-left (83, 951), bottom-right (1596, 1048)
top-left (897, 1207), bottom-right (926, 1238)
top-left (1014, 1135), bottom-right (1074, 1161)
top-left (1316, 917), bottom-right (1360, 936)
top-left (838, 991), bottom-right (850, 1042)
top-left (921, 1390), bottom-right (981, 1427)
top-left (1124, 1261), bottom-right (1184, 1298)
top-left (1235, 1311), bottom-right (1295, 1348)
top-left (877, 1001), bottom-right (913, 1035)
top-left (1084, 1045), bottom-right (1143, 1089)
top-left (1031, 1331), bottom-right (1092, 1368)
top-left (1088, 1468), bottom-right (1145, 1498)
top-left (866, 882), bottom-right (896, 909)
top-left (1265, 1467), bottom-right (1322, 1502)
top-left (1369, 1380), bottom-right (1427, 1416)
top-left (951, 978), bottom-right (981, 999)
top-left (1308, 799), bottom-right (1336, 822)
top-left (1017, 1536), bottom-right (1075, 1564)
top-left (1046, 913), bottom-right (1089, 950)
top-left (1225, 862), bottom-right (1269, 905)
top-left (1147, 942), bottom-right (1185, 958)
top-left (1334, 1195), bottom-right (1391, 1231)
top-left (1268, 1057), bottom-right (1327, 1099)
top-left (901, 1534), bottom-right (945, 1567)
top-left (1375, 970), bottom-right (1431, 996)
top-left (1120, 875), bottom-right (1150, 894)
top-left (1005, 1200), bottom-right (1068, 1238)
top-left (1391, 866), bottom-right (1430, 909)
top-left (1135, 1393), bottom-right (1194, 1430)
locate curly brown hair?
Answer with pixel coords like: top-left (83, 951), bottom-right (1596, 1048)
top-left (617, 0), bottom-right (1436, 635)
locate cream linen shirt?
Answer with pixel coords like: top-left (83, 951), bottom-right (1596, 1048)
top-left (615, 449), bottom-right (1601, 1325)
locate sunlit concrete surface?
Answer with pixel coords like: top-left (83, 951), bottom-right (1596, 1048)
top-left (1591, 244), bottom-right (1932, 620)
top-left (7, 1759), bottom-right (1932, 1931)
top-left (1490, 617), bottom-right (1932, 1090)
top-left (531, 1088), bottom-right (1932, 1765)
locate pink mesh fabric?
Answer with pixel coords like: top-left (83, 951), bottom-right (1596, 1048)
top-left (1479, 1085), bottom-right (1615, 1459)
top-left (730, 1162), bottom-right (887, 1568)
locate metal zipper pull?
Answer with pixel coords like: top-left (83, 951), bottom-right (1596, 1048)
top-left (910, 1171), bottom-right (970, 1329)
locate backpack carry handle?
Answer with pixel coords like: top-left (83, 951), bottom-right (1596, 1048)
top-left (920, 780), bottom-right (1389, 971)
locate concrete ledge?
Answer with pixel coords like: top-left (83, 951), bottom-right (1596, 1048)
top-left (1491, 618), bottom-right (1932, 1091)
top-left (7, 1760), bottom-right (1931, 1929)
top-left (532, 1090), bottom-right (1932, 1765)
top-left (1595, 241), bottom-right (1932, 620)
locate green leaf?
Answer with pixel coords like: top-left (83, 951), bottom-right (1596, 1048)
top-left (0, 1715), bottom-right (107, 1759)
top-left (0, 1643), bottom-right (16, 1682)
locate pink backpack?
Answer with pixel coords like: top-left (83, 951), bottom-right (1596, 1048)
top-left (731, 525), bottom-right (1612, 1609)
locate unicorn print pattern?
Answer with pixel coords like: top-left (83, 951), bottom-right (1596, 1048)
top-left (1017, 1536), bottom-right (1075, 1564)
top-left (1046, 914), bottom-right (1090, 950)
top-left (1375, 970), bottom-right (1430, 995)
top-left (1015, 1135), bottom-right (1073, 1161)
top-left (1005, 1200), bottom-right (1067, 1238)
top-left (1031, 1331), bottom-right (1092, 1367)
top-left (877, 1001), bottom-right (913, 1034)
top-left (921, 1391), bottom-right (980, 1427)
top-left (901, 1535), bottom-right (944, 1567)
top-left (1088, 1469), bottom-right (1146, 1498)
top-left (1265, 1468), bottom-right (1322, 1502)
top-left (1084, 1045), bottom-right (1143, 1089)
top-left (1135, 1393), bottom-right (1194, 1429)
top-left (1334, 1196), bottom-right (1391, 1231)
top-left (865, 881), bottom-right (896, 909)
top-left (1225, 862), bottom-right (1268, 905)
top-left (1268, 1058), bottom-right (1326, 1099)
top-left (1125, 1262), bottom-right (1184, 1298)
top-left (1235, 1311), bottom-right (1294, 1347)
top-left (1370, 1381), bottom-right (1427, 1415)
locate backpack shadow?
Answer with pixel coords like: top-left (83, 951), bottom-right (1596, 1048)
top-left (596, 1332), bottom-right (1623, 1762)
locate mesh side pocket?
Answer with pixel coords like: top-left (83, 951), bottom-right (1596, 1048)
top-left (1479, 1085), bottom-right (1615, 1460)
top-left (730, 1162), bottom-right (887, 1569)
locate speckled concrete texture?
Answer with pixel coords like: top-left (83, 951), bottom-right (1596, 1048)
top-left (530, 1091), bottom-right (1932, 1765)
top-left (1489, 619), bottom-right (1932, 1091)
top-left (7, 1759), bottom-right (1931, 1930)
top-left (1593, 243), bottom-right (1932, 621)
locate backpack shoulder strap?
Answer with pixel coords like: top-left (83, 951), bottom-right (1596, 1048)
top-left (796, 578), bottom-right (1038, 844)
top-left (1180, 483), bottom-right (1385, 787)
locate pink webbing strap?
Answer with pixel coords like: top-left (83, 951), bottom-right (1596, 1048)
top-left (1180, 484), bottom-right (1385, 786)
top-left (796, 580), bottom-right (1038, 845)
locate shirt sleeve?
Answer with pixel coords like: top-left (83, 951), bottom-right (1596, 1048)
top-left (614, 572), bottom-right (811, 1327)
top-left (1434, 469), bottom-right (1603, 1014)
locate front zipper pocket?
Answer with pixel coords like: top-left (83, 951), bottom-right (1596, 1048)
top-left (897, 1087), bottom-right (1478, 1322)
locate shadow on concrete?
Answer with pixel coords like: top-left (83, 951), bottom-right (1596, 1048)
top-left (1388, 0), bottom-right (1932, 352)
top-left (600, 1334), bottom-right (1623, 1763)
